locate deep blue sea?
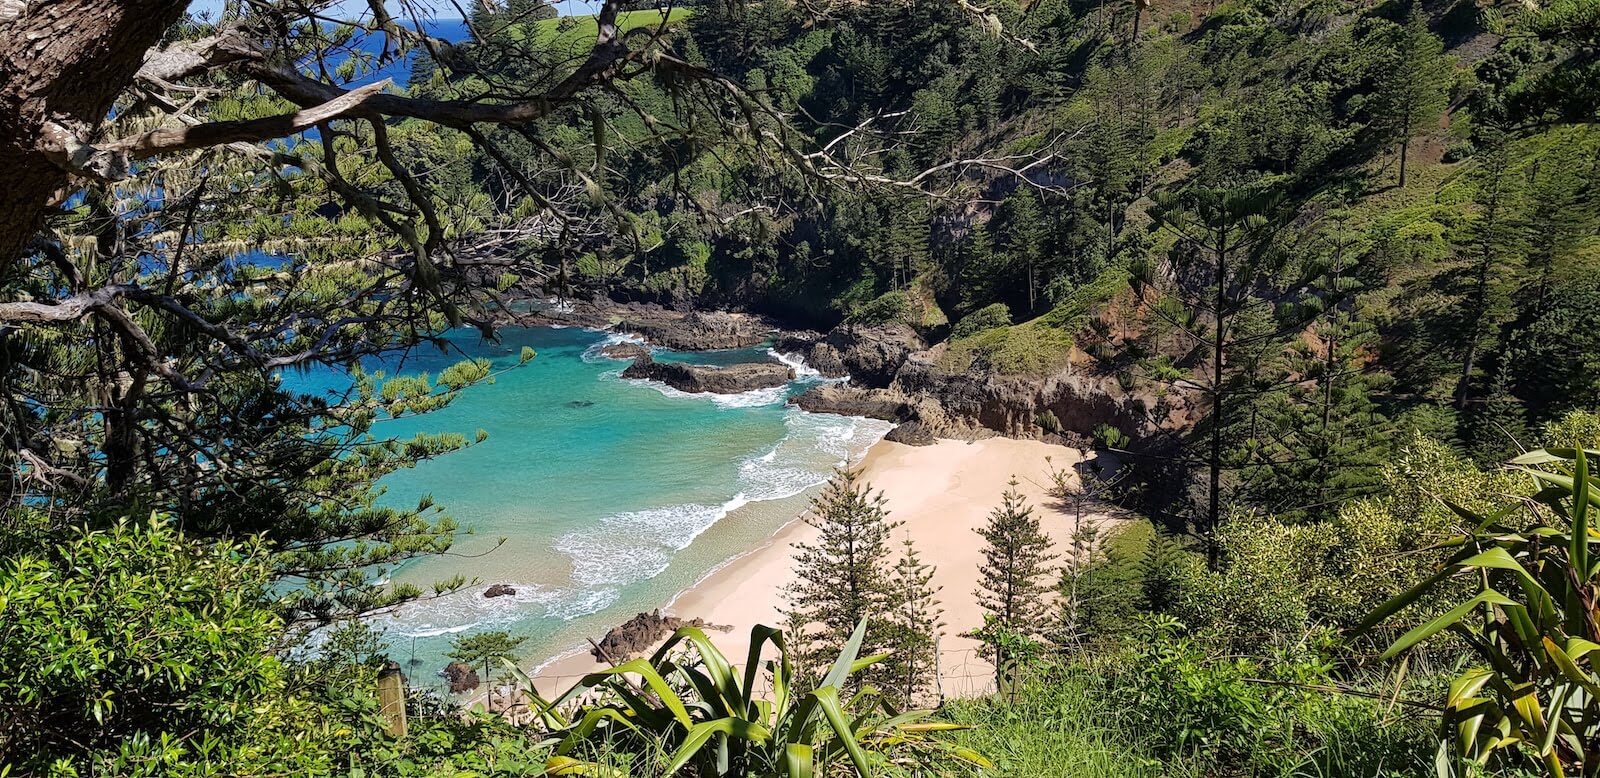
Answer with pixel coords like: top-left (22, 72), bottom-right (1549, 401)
top-left (291, 325), bottom-right (888, 680)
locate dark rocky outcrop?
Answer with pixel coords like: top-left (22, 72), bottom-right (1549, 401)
top-left (772, 330), bottom-right (823, 354)
top-left (622, 353), bottom-right (794, 394)
top-left (771, 330), bottom-right (850, 378)
top-left (790, 384), bottom-right (913, 421)
top-left (823, 322), bottom-right (926, 387)
top-left (505, 295), bottom-right (1160, 448)
top-left (442, 661), bottom-right (480, 694)
top-left (483, 583), bottom-right (517, 598)
top-left (618, 310), bottom-right (772, 350)
top-left (591, 609), bottom-right (729, 662)
top-left (509, 299), bottom-right (774, 350)
top-left (805, 343), bottom-right (850, 378)
top-left (599, 342), bottom-right (650, 360)
top-left (884, 421), bottom-right (937, 446)
top-left (890, 351), bottom-right (1162, 440)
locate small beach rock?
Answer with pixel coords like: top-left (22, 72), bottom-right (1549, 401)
top-left (885, 421), bottom-right (937, 446)
top-left (592, 609), bottom-right (729, 662)
top-left (483, 583), bottom-right (517, 598)
top-left (621, 353), bottom-right (794, 394)
top-left (599, 342), bottom-right (650, 360)
top-left (442, 661), bottom-right (480, 694)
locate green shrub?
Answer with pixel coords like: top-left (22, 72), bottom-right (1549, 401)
top-left (1075, 520), bottom-right (1157, 642)
top-left (940, 322), bottom-right (1073, 376)
top-left (1104, 618), bottom-right (1432, 775)
top-left (952, 302), bottom-right (1012, 339)
top-left (0, 519), bottom-right (333, 775)
top-left (513, 620), bottom-right (989, 777)
top-left (846, 290), bottom-right (911, 326)
top-left (1036, 409), bottom-right (1062, 434)
top-left (1175, 434), bottom-right (1526, 648)
top-left (1360, 443), bottom-right (1600, 775)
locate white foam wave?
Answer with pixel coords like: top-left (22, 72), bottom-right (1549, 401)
top-left (555, 500), bottom-right (739, 590)
top-left (582, 331), bottom-right (650, 363)
top-left (366, 581), bottom-right (611, 637)
top-left (767, 348), bottom-right (820, 378)
top-left (627, 378), bottom-right (790, 408)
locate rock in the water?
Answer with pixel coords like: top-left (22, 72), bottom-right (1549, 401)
top-left (772, 330), bottom-right (823, 354)
top-left (805, 343), bottom-right (850, 378)
top-left (483, 583), bottom-right (517, 598)
top-left (599, 342), bottom-right (650, 360)
top-left (618, 310), bottom-right (772, 350)
top-left (442, 661), bottom-right (480, 694)
top-left (592, 609), bottom-right (729, 662)
top-left (790, 384), bottom-right (913, 422)
top-left (885, 421), bottom-right (937, 446)
top-left (621, 353), bottom-right (794, 394)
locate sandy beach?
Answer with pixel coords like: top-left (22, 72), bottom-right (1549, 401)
top-left (518, 434), bottom-right (1124, 703)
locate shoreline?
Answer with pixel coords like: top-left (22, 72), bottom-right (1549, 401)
top-left (519, 434), bottom-right (1124, 702)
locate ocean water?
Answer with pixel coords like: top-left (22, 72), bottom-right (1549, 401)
top-left (292, 325), bottom-right (889, 682)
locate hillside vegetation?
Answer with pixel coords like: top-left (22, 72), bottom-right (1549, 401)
top-left (4, 0), bottom-right (1600, 775)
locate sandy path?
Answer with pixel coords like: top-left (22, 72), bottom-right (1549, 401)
top-left (519, 435), bottom-right (1122, 703)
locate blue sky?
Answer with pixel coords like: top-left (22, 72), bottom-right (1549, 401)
top-left (186, 0), bottom-right (604, 21)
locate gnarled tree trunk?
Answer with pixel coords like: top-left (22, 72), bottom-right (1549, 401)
top-left (0, 0), bottom-right (189, 264)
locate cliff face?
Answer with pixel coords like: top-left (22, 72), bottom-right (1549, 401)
top-left (891, 353), bottom-right (1156, 440)
top-left (787, 321), bottom-right (1173, 445)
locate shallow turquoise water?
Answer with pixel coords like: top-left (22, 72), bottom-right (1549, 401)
top-left (292, 325), bottom-right (887, 683)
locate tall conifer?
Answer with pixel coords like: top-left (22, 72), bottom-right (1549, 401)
top-left (782, 469), bottom-right (901, 681)
top-left (973, 481), bottom-right (1057, 690)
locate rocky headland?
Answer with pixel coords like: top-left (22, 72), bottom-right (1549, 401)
top-left (621, 352), bottom-right (794, 394)
top-left (512, 295), bottom-right (1168, 447)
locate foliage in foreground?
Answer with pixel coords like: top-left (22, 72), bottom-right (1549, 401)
top-left (1362, 445), bottom-right (1600, 776)
top-left (944, 617), bottom-right (1437, 778)
top-left (512, 619), bottom-right (989, 777)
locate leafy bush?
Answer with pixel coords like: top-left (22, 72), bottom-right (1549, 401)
top-left (951, 302), bottom-right (1012, 339)
top-left (846, 291), bottom-right (911, 326)
top-left (1074, 520), bottom-right (1158, 642)
top-left (513, 620), bottom-right (989, 777)
top-left (1361, 445), bottom-right (1600, 775)
top-left (940, 322), bottom-right (1074, 376)
top-left (0, 519), bottom-right (334, 775)
top-left (1176, 434), bottom-right (1525, 647)
top-left (1105, 618), bottom-right (1432, 775)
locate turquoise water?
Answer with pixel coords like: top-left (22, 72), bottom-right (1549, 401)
top-left (294, 325), bottom-right (888, 681)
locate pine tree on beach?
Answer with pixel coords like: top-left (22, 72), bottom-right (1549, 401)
top-left (782, 469), bottom-right (902, 684)
top-left (886, 536), bottom-right (944, 706)
top-left (972, 480), bottom-right (1057, 692)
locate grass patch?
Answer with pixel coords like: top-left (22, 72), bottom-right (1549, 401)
top-left (515, 9), bottom-right (692, 53)
top-left (939, 267), bottom-right (1128, 377)
top-left (940, 322), bottom-right (1074, 376)
top-left (941, 670), bottom-right (1172, 777)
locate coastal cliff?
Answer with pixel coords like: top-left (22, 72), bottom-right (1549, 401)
top-left (516, 294), bottom-right (1169, 447)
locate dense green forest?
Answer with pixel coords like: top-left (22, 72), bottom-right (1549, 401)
top-left (3, 0), bottom-right (1600, 774)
